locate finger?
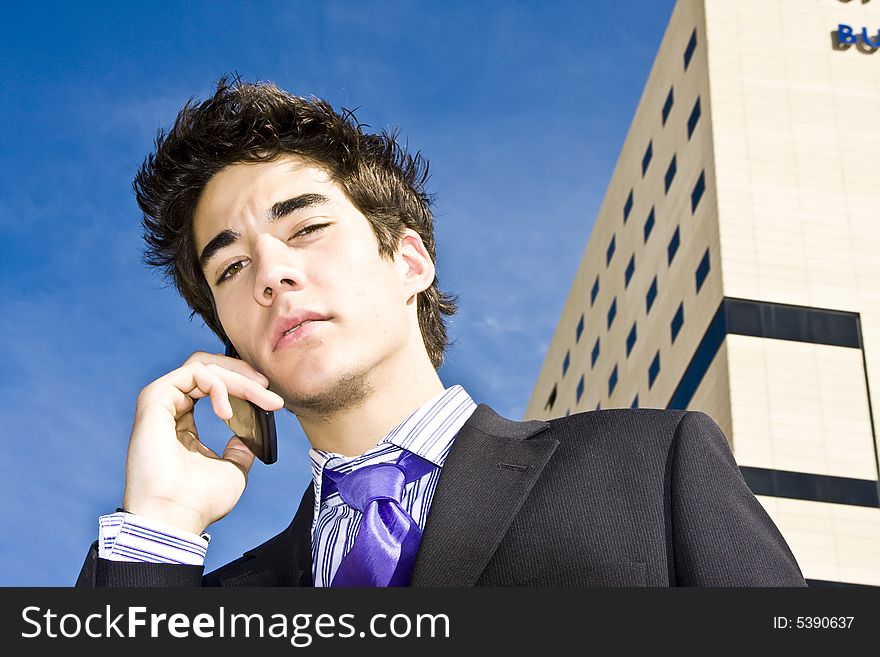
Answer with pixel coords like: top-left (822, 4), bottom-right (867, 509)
top-left (184, 350), bottom-right (270, 387)
top-left (178, 427), bottom-right (221, 459)
top-left (191, 365), bottom-right (234, 420)
top-left (203, 363), bottom-right (285, 411)
top-left (163, 363), bottom-right (284, 419)
top-left (200, 363), bottom-right (285, 412)
top-left (221, 435), bottom-right (256, 480)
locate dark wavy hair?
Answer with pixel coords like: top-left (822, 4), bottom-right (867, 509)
top-left (135, 76), bottom-right (456, 368)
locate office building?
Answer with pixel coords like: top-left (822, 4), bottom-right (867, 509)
top-left (525, 0), bottom-right (880, 586)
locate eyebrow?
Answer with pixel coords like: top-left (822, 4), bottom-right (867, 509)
top-left (199, 192), bottom-right (331, 272)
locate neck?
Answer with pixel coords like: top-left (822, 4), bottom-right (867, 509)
top-left (296, 353), bottom-right (446, 457)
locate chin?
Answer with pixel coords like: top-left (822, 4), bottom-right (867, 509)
top-left (275, 362), bottom-right (373, 418)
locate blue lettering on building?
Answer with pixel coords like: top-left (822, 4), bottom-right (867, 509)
top-left (836, 23), bottom-right (880, 50)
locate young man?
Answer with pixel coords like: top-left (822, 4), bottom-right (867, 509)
top-left (77, 78), bottom-right (806, 587)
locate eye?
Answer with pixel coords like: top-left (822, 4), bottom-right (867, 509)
top-left (217, 260), bottom-right (246, 285)
top-left (290, 222), bottom-right (330, 240)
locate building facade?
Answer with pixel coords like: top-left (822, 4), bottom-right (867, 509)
top-left (524, 0), bottom-right (880, 586)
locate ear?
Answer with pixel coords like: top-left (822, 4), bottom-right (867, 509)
top-left (395, 230), bottom-right (436, 303)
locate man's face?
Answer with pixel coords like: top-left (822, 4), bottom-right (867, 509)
top-left (193, 155), bottom-right (428, 415)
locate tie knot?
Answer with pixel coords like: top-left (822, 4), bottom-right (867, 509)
top-left (322, 450), bottom-right (438, 512)
top-left (335, 463), bottom-right (405, 511)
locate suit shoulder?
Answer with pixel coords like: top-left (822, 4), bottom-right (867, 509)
top-left (546, 407), bottom-right (687, 433)
top-left (541, 408), bottom-right (708, 454)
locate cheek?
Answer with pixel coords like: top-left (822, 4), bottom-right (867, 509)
top-left (337, 263), bottom-right (407, 334)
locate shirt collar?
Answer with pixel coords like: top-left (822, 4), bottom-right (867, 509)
top-left (307, 385), bottom-right (477, 521)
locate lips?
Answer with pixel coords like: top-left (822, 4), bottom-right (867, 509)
top-left (271, 310), bottom-right (329, 351)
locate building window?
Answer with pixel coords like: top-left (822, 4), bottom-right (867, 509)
top-left (623, 189), bottom-right (633, 224)
top-left (562, 350), bottom-right (570, 377)
top-left (576, 374), bottom-right (585, 403)
top-left (606, 234), bottom-right (616, 266)
top-left (626, 322), bottom-right (637, 356)
top-left (687, 96), bottom-right (701, 139)
top-left (662, 86), bottom-right (674, 126)
top-left (591, 275), bottom-right (600, 306)
top-left (591, 337), bottom-right (600, 368)
top-left (608, 365), bottom-right (618, 396)
top-left (545, 384), bottom-right (557, 411)
top-left (684, 28), bottom-right (697, 70)
top-left (624, 254), bottom-right (636, 288)
top-left (576, 313), bottom-right (584, 342)
top-left (646, 276), bottom-right (658, 314)
top-left (643, 207), bottom-right (655, 243)
top-left (607, 297), bottom-right (617, 329)
top-left (631, 395), bottom-right (639, 409)
top-left (664, 154), bottom-right (677, 193)
top-left (691, 170), bottom-right (706, 213)
top-left (649, 351), bottom-right (661, 389)
top-left (671, 303), bottom-right (685, 343)
top-left (642, 140), bottom-right (653, 177)
top-left (667, 226), bottom-right (680, 265)
top-left (696, 248), bottom-right (711, 292)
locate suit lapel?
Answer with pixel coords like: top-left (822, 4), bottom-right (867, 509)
top-left (410, 404), bottom-right (557, 586)
top-left (212, 485), bottom-right (314, 587)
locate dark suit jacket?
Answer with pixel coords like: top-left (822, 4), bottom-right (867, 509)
top-left (77, 405), bottom-right (806, 587)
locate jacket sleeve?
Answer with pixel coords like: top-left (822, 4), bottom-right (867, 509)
top-left (669, 411), bottom-right (807, 586)
top-left (76, 541), bottom-right (206, 587)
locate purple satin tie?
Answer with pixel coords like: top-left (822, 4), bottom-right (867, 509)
top-left (322, 450), bottom-right (437, 587)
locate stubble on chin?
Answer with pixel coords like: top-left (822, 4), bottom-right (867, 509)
top-left (280, 369), bottom-right (374, 422)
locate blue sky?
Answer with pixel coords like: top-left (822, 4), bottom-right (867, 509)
top-left (0, 0), bottom-right (674, 585)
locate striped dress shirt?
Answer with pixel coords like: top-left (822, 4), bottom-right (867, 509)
top-left (309, 384), bottom-right (476, 586)
top-left (97, 385), bottom-right (476, 586)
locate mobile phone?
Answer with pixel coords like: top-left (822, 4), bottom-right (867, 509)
top-left (222, 338), bottom-right (278, 465)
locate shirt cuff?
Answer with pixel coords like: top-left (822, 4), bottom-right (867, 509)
top-left (98, 512), bottom-right (209, 565)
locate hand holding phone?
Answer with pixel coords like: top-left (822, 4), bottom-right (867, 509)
top-left (122, 351), bottom-right (284, 534)
top-left (223, 338), bottom-right (278, 465)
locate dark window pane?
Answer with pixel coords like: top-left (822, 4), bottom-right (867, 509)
top-left (642, 141), bottom-right (653, 176)
top-left (562, 350), bottom-right (570, 377)
top-left (691, 170), bottom-right (706, 213)
top-left (671, 303), bottom-right (685, 343)
top-left (664, 155), bottom-right (677, 193)
top-left (684, 28), bottom-right (697, 70)
top-left (625, 254), bottom-right (636, 288)
top-left (668, 301), bottom-right (726, 409)
top-left (608, 365), bottom-right (618, 396)
top-left (545, 384), bottom-right (557, 411)
top-left (668, 226), bottom-right (680, 265)
top-left (591, 275), bottom-right (600, 306)
top-left (591, 337), bottom-right (600, 368)
top-left (740, 466), bottom-right (880, 508)
top-left (576, 375), bottom-right (585, 403)
top-left (643, 207), bottom-right (655, 243)
top-left (623, 190), bottom-right (633, 223)
top-left (696, 248), bottom-right (711, 292)
top-left (688, 96), bottom-right (701, 139)
top-left (725, 297), bottom-right (861, 348)
top-left (646, 276), bottom-right (658, 314)
top-left (662, 86), bottom-right (674, 126)
top-left (606, 234), bottom-right (616, 266)
top-left (607, 297), bottom-right (617, 329)
top-left (649, 351), bottom-right (661, 388)
top-left (576, 313), bottom-right (584, 342)
top-left (626, 322), bottom-right (637, 356)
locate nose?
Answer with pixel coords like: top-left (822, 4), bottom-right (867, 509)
top-left (251, 234), bottom-right (304, 306)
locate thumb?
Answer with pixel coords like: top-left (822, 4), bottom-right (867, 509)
top-left (221, 435), bottom-right (257, 480)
